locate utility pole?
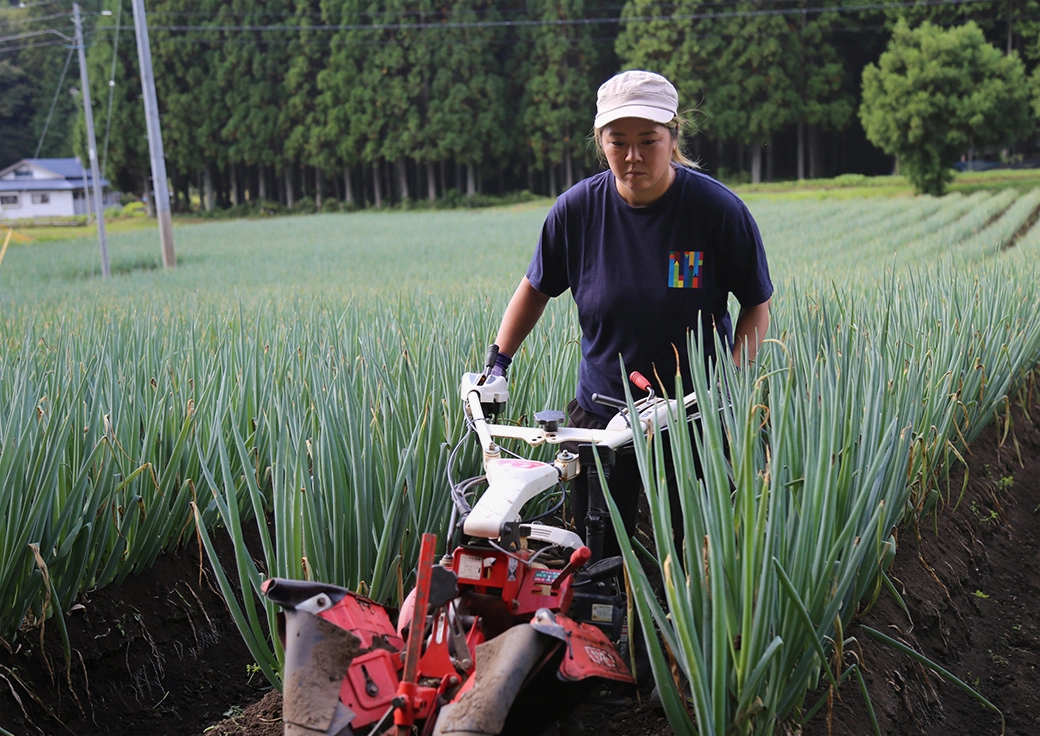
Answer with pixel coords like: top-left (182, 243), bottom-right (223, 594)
top-left (72, 2), bottom-right (110, 278)
top-left (131, 0), bottom-right (175, 268)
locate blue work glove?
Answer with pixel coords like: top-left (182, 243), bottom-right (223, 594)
top-left (489, 351), bottom-right (512, 378)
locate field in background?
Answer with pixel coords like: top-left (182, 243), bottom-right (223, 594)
top-left (3, 187), bottom-right (1040, 735)
top-left (6, 165), bottom-right (1040, 246)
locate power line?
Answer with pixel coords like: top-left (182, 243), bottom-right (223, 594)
top-left (0, 10), bottom-right (70, 29)
top-left (101, 1), bottom-right (121, 178)
top-left (0, 37), bottom-right (66, 53)
top-left (48, 0), bottom-right (999, 23)
top-left (0, 0), bottom-right (1006, 41)
top-left (1, 0), bottom-right (1026, 57)
top-left (34, 43), bottom-right (73, 157)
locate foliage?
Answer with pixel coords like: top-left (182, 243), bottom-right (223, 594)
top-left (426, 0), bottom-right (509, 196)
top-left (281, 0), bottom-right (326, 173)
top-left (0, 2), bottom-right (80, 161)
top-left (621, 193), bottom-right (1040, 733)
top-left (2, 197), bottom-right (1040, 736)
top-left (616, 0), bottom-right (853, 183)
top-left (7, 1), bottom-right (1040, 206)
top-left (0, 56), bottom-right (36, 161)
top-left (121, 200), bottom-right (146, 216)
top-left (860, 21), bottom-right (1033, 196)
top-left (517, 0), bottom-right (599, 193)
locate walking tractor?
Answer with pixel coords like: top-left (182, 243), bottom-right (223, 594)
top-left (262, 346), bottom-right (701, 736)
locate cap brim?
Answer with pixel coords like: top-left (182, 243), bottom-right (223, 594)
top-left (594, 104), bottom-right (675, 129)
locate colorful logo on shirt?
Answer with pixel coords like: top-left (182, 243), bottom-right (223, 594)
top-left (668, 251), bottom-right (703, 289)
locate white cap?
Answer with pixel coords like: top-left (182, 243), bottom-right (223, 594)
top-left (594, 70), bottom-right (679, 129)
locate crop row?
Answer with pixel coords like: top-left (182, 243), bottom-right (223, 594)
top-left (2, 193), bottom-right (1039, 734)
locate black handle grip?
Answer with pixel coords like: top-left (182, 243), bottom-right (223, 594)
top-left (484, 343), bottom-right (499, 372)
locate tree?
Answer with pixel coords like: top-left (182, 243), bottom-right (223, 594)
top-left (217, 0), bottom-right (285, 206)
top-left (876, 0), bottom-right (1040, 56)
top-left (704, 3), bottom-right (801, 183)
top-left (316, 0), bottom-right (369, 206)
top-left (151, 0), bottom-right (228, 209)
top-left (0, 57), bottom-right (36, 162)
top-left (617, 0), bottom-right (802, 183)
top-left (876, 0), bottom-right (975, 31)
top-left (343, 0), bottom-right (417, 207)
top-left (615, 0), bottom-right (696, 87)
top-left (0, 2), bottom-right (82, 161)
top-left (427, 0), bottom-right (508, 197)
top-left (1031, 65), bottom-right (1040, 124)
top-left (364, 0), bottom-right (429, 205)
top-left (616, 0), bottom-right (716, 125)
top-left (1008, 0), bottom-right (1040, 60)
top-left (282, 0), bottom-right (328, 206)
top-left (860, 21), bottom-right (1033, 196)
top-left (518, 0), bottom-right (598, 196)
top-left (792, 1), bottom-right (854, 180)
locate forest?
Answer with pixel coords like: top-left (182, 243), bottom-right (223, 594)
top-left (3, 0), bottom-right (1040, 209)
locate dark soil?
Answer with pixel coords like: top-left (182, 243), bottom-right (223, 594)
top-left (0, 530), bottom-right (270, 736)
top-left (3, 389), bottom-right (1039, 736)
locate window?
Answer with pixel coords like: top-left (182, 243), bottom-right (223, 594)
top-left (31, 193), bottom-right (50, 204)
top-left (13, 167), bottom-right (32, 178)
top-left (0, 195), bottom-right (19, 206)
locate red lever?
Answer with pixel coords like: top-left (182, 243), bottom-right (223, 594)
top-left (629, 371), bottom-right (652, 393)
top-left (395, 533), bottom-right (437, 732)
top-left (551, 546), bottom-right (593, 591)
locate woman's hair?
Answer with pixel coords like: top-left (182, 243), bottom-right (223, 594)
top-left (591, 114), bottom-right (700, 170)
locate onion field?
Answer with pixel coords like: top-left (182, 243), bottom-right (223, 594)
top-left (2, 189), bottom-right (1040, 735)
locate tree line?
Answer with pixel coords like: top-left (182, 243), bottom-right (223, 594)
top-left (3, 0), bottom-right (1040, 209)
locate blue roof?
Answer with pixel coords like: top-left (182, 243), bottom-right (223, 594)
top-left (0, 158), bottom-right (108, 190)
top-left (24, 158), bottom-right (91, 179)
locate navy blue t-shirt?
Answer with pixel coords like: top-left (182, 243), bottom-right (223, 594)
top-left (527, 166), bottom-right (773, 421)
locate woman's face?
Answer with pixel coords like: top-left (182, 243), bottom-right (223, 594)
top-left (600, 117), bottom-right (676, 207)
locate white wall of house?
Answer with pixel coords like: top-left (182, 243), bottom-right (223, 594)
top-left (0, 159), bottom-right (117, 221)
top-left (0, 190), bottom-right (78, 219)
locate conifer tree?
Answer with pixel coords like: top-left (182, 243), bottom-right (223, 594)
top-left (316, 0), bottom-right (368, 206)
top-left (616, 0), bottom-right (701, 87)
top-left (283, 0), bottom-right (327, 206)
top-left (696, 2), bottom-right (800, 182)
top-left (217, 0), bottom-right (285, 205)
top-left (364, 0), bottom-right (430, 204)
top-left (151, 0), bottom-right (228, 209)
top-left (791, 1), bottom-right (853, 179)
top-left (518, 0), bottom-right (598, 195)
top-left (427, 0), bottom-right (508, 196)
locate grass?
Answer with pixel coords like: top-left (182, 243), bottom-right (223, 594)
top-left (2, 213), bottom-right (158, 243)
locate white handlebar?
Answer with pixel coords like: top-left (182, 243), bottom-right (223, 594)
top-left (457, 369), bottom-right (699, 545)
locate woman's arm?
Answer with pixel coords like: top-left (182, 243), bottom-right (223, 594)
top-left (732, 298), bottom-right (771, 364)
top-left (494, 277), bottom-right (551, 357)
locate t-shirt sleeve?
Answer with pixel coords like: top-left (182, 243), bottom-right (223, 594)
top-left (720, 200), bottom-right (773, 307)
top-left (525, 200), bottom-right (571, 298)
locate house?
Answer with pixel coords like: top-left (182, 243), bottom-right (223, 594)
top-left (0, 158), bottom-right (120, 221)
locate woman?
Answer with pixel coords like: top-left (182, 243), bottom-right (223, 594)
top-left (492, 70), bottom-right (773, 553)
